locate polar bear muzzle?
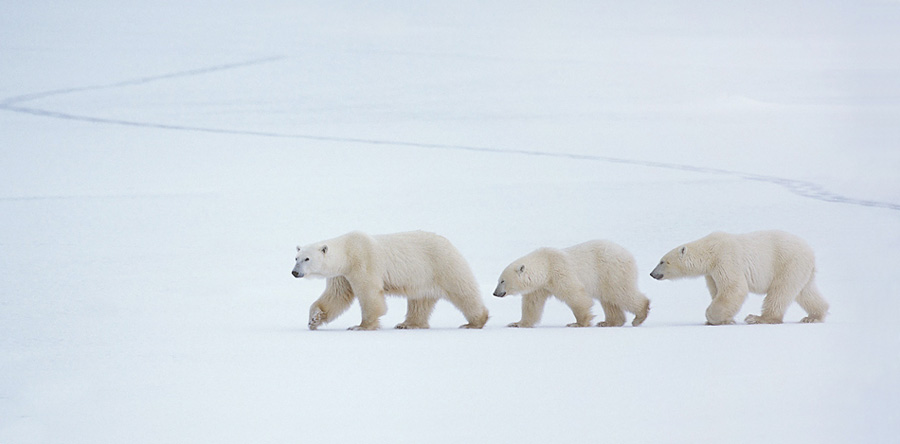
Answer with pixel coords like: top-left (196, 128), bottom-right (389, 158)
top-left (291, 261), bottom-right (306, 278)
top-left (650, 262), bottom-right (665, 280)
top-left (493, 281), bottom-right (507, 297)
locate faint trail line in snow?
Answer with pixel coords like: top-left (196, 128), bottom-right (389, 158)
top-left (5, 105), bottom-right (898, 212)
top-left (1, 55), bottom-right (896, 212)
top-left (0, 191), bottom-right (215, 202)
top-left (0, 56), bottom-right (286, 106)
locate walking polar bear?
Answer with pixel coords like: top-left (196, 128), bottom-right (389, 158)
top-left (292, 230), bottom-right (489, 330)
top-left (650, 230), bottom-right (829, 325)
top-left (493, 240), bottom-right (650, 328)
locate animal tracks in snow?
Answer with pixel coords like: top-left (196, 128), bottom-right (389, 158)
top-left (2, 56), bottom-right (897, 213)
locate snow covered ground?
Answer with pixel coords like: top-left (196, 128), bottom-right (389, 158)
top-left (2, 1), bottom-right (899, 443)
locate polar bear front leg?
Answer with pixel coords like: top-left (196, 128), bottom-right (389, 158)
top-left (705, 275), bottom-right (718, 300)
top-left (308, 305), bottom-right (326, 330)
top-left (705, 282), bottom-right (747, 326)
top-left (548, 275), bottom-right (593, 327)
top-left (509, 290), bottom-right (550, 328)
top-left (705, 305), bottom-right (737, 325)
top-left (558, 289), bottom-right (594, 327)
top-left (350, 286), bottom-right (387, 331)
top-left (308, 276), bottom-right (355, 330)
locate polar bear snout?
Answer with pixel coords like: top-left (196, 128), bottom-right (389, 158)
top-left (493, 281), bottom-right (507, 298)
top-left (292, 270), bottom-right (304, 278)
top-left (650, 263), bottom-right (665, 280)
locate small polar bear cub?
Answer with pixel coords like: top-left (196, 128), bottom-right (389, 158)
top-left (650, 230), bottom-right (829, 325)
top-left (292, 230), bottom-right (489, 331)
top-left (493, 240), bottom-right (650, 328)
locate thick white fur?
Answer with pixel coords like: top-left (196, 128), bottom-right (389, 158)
top-left (494, 240), bottom-right (650, 328)
top-left (294, 230), bottom-right (489, 331)
top-left (650, 230), bottom-right (829, 325)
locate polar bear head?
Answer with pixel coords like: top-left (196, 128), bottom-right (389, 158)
top-left (292, 243), bottom-right (333, 278)
top-left (493, 250), bottom-right (550, 297)
top-left (650, 244), bottom-right (706, 280)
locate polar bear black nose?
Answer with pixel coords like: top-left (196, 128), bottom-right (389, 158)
top-left (292, 271), bottom-right (300, 278)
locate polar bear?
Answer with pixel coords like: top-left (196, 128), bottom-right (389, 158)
top-left (650, 230), bottom-right (829, 325)
top-left (292, 230), bottom-right (489, 330)
top-left (493, 240), bottom-right (650, 328)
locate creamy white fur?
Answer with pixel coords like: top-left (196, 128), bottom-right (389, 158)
top-left (651, 230), bottom-right (829, 325)
top-left (494, 240), bottom-right (650, 328)
top-left (294, 231), bottom-right (489, 330)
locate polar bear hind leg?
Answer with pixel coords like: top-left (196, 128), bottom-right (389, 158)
top-left (796, 280), bottom-right (828, 323)
top-left (598, 300), bottom-right (626, 327)
top-left (395, 298), bottom-right (437, 329)
top-left (444, 288), bottom-right (489, 329)
top-left (746, 275), bottom-right (805, 325)
top-left (631, 297), bottom-right (650, 326)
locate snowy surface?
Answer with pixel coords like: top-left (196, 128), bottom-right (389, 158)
top-left (2, 1), bottom-right (899, 443)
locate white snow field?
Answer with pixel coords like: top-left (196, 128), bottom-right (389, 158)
top-left (2, 1), bottom-right (899, 443)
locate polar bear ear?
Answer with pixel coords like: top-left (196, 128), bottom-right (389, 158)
top-left (517, 264), bottom-right (526, 274)
top-left (296, 245), bottom-right (302, 252)
top-left (320, 245), bottom-right (328, 254)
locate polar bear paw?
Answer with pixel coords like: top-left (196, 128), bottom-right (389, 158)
top-left (744, 314), bottom-right (764, 324)
top-left (705, 319), bottom-right (736, 326)
top-left (459, 312), bottom-right (489, 329)
top-left (800, 316), bottom-right (824, 323)
top-left (395, 322), bottom-right (428, 329)
top-left (507, 321), bottom-right (533, 328)
top-left (566, 322), bottom-right (591, 327)
top-left (745, 314), bottom-right (782, 324)
top-left (598, 320), bottom-right (626, 327)
top-left (348, 324), bottom-right (379, 331)
top-left (308, 309), bottom-right (326, 330)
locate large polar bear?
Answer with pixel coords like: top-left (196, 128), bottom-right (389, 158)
top-left (292, 230), bottom-right (489, 330)
top-left (493, 240), bottom-right (650, 328)
top-left (650, 230), bottom-right (829, 325)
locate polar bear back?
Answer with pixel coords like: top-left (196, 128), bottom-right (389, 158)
top-left (562, 240), bottom-right (639, 295)
top-left (371, 231), bottom-right (478, 298)
top-left (710, 230), bottom-right (816, 294)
